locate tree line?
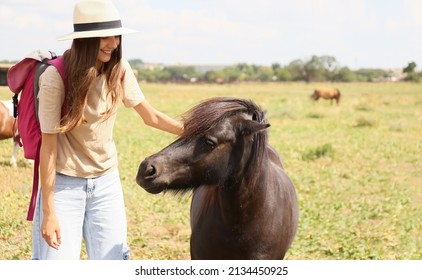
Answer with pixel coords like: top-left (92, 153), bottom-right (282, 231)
top-left (1, 55), bottom-right (419, 84)
top-left (129, 55), bottom-right (421, 83)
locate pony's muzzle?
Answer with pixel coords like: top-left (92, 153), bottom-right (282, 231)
top-left (136, 158), bottom-right (165, 194)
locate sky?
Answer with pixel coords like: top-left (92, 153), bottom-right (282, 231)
top-left (0, 0), bottom-right (421, 70)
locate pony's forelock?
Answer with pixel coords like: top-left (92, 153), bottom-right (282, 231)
top-left (181, 97), bottom-right (265, 138)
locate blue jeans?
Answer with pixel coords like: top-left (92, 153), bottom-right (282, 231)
top-left (32, 170), bottom-right (130, 260)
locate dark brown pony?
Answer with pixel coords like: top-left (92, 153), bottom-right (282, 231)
top-left (0, 100), bottom-right (19, 167)
top-left (311, 88), bottom-right (341, 105)
top-left (136, 97), bottom-right (298, 259)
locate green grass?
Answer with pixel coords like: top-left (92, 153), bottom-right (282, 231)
top-left (302, 144), bottom-right (334, 161)
top-left (1, 82), bottom-right (421, 260)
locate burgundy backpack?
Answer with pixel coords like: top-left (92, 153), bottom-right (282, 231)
top-left (7, 50), bottom-right (66, 221)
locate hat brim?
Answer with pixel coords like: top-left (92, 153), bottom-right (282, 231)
top-left (56, 27), bottom-right (138, 41)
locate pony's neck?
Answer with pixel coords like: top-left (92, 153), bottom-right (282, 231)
top-left (219, 157), bottom-right (269, 225)
top-left (219, 130), bottom-right (269, 225)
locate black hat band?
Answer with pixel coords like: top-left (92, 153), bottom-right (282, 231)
top-left (74, 20), bottom-right (122, 32)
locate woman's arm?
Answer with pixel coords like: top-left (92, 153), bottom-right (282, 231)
top-left (134, 99), bottom-right (184, 135)
top-left (39, 133), bottom-right (61, 249)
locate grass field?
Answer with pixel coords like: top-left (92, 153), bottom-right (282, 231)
top-left (0, 82), bottom-right (421, 260)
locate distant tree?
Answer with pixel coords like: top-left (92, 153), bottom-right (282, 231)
top-left (286, 59), bottom-right (305, 81)
top-left (137, 68), bottom-right (154, 82)
top-left (128, 58), bottom-right (143, 68)
top-left (303, 56), bottom-right (324, 82)
top-left (204, 70), bottom-right (220, 83)
top-left (403, 62), bottom-right (417, 73)
top-left (274, 67), bottom-right (292, 81)
top-left (271, 63), bottom-right (281, 73)
top-left (256, 66), bottom-right (273, 81)
top-left (233, 63), bottom-right (252, 81)
top-left (156, 68), bottom-right (172, 82)
top-left (332, 67), bottom-right (356, 82)
top-left (223, 67), bottom-right (241, 83)
top-left (236, 63), bottom-right (249, 72)
top-left (403, 62), bottom-right (419, 82)
top-left (303, 55), bottom-right (338, 82)
top-left (243, 64), bottom-right (260, 81)
top-left (163, 66), bottom-right (196, 82)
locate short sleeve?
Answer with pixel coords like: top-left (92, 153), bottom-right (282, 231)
top-left (120, 58), bottom-right (145, 107)
top-left (38, 66), bottom-right (65, 134)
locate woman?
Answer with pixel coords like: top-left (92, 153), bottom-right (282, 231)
top-left (32, 0), bottom-right (183, 260)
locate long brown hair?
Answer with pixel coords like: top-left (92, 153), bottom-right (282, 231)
top-left (59, 36), bottom-right (123, 132)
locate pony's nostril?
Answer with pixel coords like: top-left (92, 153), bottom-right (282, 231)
top-left (145, 164), bottom-right (156, 177)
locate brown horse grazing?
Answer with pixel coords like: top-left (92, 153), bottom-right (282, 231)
top-left (311, 88), bottom-right (341, 105)
top-left (136, 97), bottom-right (299, 260)
top-left (0, 100), bottom-right (19, 167)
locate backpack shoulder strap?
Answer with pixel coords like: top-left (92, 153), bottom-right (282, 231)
top-left (48, 56), bottom-right (66, 81)
top-left (33, 61), bottom-right (51, 121)
top-left (33, 56), bottom-right (67, 121)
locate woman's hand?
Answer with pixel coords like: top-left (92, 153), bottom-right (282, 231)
top-left (41, 214), bottom-right (61, 249)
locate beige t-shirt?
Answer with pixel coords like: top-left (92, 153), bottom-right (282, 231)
top-left (38, 58), bottom-right (144, 178)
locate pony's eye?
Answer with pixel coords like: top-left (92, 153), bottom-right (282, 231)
top-left (205, 138), bottom-right (215, 148)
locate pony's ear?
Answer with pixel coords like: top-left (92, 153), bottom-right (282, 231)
top-left (241, 119), bottom-right (270, 135)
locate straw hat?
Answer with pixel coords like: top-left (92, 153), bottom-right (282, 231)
top-left (57, 0), bottom-right (138, 41)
